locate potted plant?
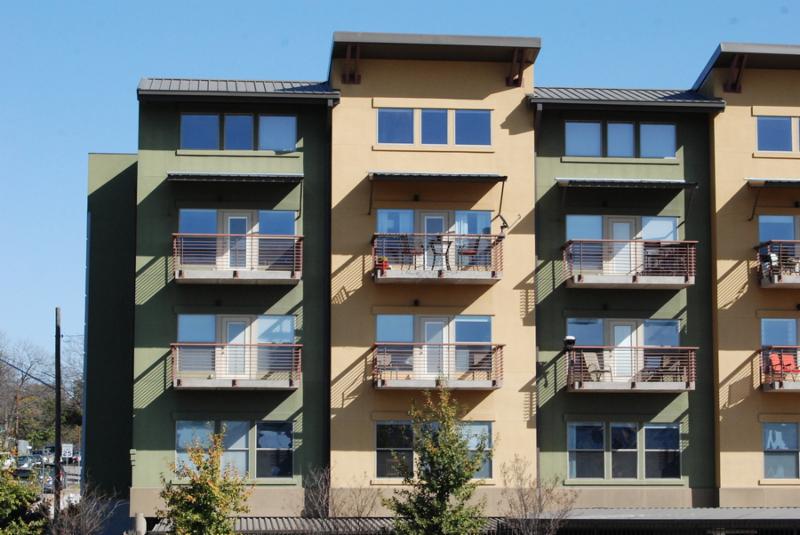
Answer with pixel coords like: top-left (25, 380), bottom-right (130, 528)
top-left (376, 256), bottom-right (391, 273)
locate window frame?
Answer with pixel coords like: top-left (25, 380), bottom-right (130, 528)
top-left (454, 109), bottom-right (492, 146)
top-left (220, 420), bottom-right (250, 477)
top-left (606, 121), bottom-right (636, 158)
top-left (462, 421), bottom-right (493, 479)
top-left (421, 108), bottom-right (449, 145)
top-left (643, 423), bottom-right (681, 480)
top-left (180, 113), bottom-right (222, 150)
top-left (756, 116), bottom-right (794, 152)
top-left (763, 422), bottom-right (800, 479)
top-left (610, 422), bottom-right (639, 480)
top-left (563, 119), bottom-right (678, 159)
top-left (222, 113), bottom-right (255, 150)
top-left (564, 120), bottom-right (603, 157)
top-left (375, 420), bottom-right (414, 479)
top-left (257, 114), bottom-right (298, 152)
top-left (638, 122), bottom-right (677, 159)
top-left (377, 108), bottom-right (415, 145)
top-left (567, 422), bottom-right (606, 480)
top-left (255, 421), bottom-right (294, 479)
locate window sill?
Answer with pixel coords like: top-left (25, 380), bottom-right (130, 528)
top-left (564, 478), bottom-right (686, 486)
top-left (758, 478), bottom-right (800, 486)
top-left (372, 144), bottom-right (494, 154)
top-left (753, 151), bottom-right (800, 159)
top-left (370, 478), bottom-right (495, 486)
top-left (560, 156), bottom-right (679, 165)
top-left (175, 149), bottom-right (301, 158)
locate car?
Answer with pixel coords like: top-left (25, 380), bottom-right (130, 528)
top-left (14, 455), bottom-right (43, 471)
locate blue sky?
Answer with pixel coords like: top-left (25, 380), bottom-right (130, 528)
top-left (0, 0), bottom-right (797, 349)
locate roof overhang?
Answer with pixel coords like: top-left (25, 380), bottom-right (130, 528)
top-left (746, 177), bottom-right (800, 188)
top-left (167, 172), bottom-right (303, 184)
top-left (556, 177), bottom-right (697, 189)
top-left (137, 79), bottom-right (339, 104)
top-left (693, 42), bottom-right (800, 90)
top-left (528, 96), bottom-right (724, 113)
top-left (369, 171), bottom-right (507, 183)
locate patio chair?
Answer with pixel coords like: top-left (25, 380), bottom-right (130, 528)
top-left (582, 351), bottom-right (611, 382)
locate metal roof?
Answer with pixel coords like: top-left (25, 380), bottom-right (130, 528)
top-left (369, 171), bottom-right (507, 183)
top-left (746, 177), bottom-right (800, 187)
top-left (138, 78), bottom-right (339, 101)
top-left (693, 42), bottom-right (800, 90)
top-left (530, 87), bottom-right (724, 110)
top-left (556, 177), bottom-right (697, 189)
top-left (167, 172), bottom-right (304, 183)
top-left (332, 31), bottom-right (540, 63)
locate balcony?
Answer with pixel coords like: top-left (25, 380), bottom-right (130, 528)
top-left (173, 233), bottom-right (302, 284)
top-left (760, 347), bottom-right (800, 392)
top-left (563, 240), bottom-right (696, 289)
top-left (171, 343), bottom-right (301, 390)
top-left (372, 343), bottom-right (503, 390)
top-left (756, 241), bottom-right (800, 288)
top-left (372, 233), bottom-right (503, 284)
top-left (567, 346), bottom-right (696, 393)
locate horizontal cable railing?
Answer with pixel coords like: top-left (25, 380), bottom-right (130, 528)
top-left (171, 343), bottom-right (302, 384)
top-left (760, 346), bottom-right (800, 384)
top-left (372, 342), bottom-right (503, 385)
top-left (567, 345), bottom-right (696, 385)
top-left (173, 233), bottom-right (302, 274)
top-left (372, 233), bottom-right (503, 275)
top-left (563, 240), bottom-right (697, 280)
top-left (756, 241), bottom-right (800, 281)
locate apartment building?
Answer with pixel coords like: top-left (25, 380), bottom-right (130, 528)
top-left (327, 32), bottom-right (538, 513)
top-left (85, 79), bottom-right (336, 516)
top-left (696, 43), bottom-right (800, 506)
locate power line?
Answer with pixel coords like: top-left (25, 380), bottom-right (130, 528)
top-left (0, 356), bottom-right (55, 390)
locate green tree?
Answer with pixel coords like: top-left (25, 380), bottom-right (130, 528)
top-left (385, 388), bottom-right (489, 535)
top-left (0, 468), bottom-right (46, 535)
top-left (158, 433), bottom-right (251, 535)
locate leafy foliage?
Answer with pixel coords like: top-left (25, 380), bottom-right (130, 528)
top-left (0, 468), bottom-right (46, 535)
top-left (385, 388), bottom-right (488, 535)
top-left (158, 433), bottom-right (251, 535)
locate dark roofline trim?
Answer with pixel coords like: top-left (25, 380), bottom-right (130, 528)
top-left (167, 172), bottom-right (303, 184)
top-left (138, 91), bottom-right (339, 103)
top-left (529, 97), bottom-right (725, 112)
top-left (369, 171), bottom-right (507, 183)
top-left (333, 31), bottom-right (540, 50)
top-left (556, 177), bottom-right (697, 189)
top-left (692, 42), bottom-right (800, 91)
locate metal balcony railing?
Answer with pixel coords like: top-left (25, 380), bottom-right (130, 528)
top-left (372, 233), bottom-right (503, 275)
top-left (567, 346), bottom-right (697, 387)
top-left (756, 241), bottom-right (800, 282)
top-left (173, 233), bottom-right (303, 274)
top-left (372, 342), bottom-right (504, 387)
top-left (760, 346), bottom-right (800, 385)
top-left (563, 240), bottom-right (697, 280)
top-left (171, 343), bottom-right (302, 386)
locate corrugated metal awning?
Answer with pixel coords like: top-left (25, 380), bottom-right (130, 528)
top-left (746, 177), bottom-right (800, 187)
top-left (369, 171), bottom-right (507, 183)
top-left (167, 172), bottom-right (304, 184)
top-left (556, 177), bottom-right (696, 189)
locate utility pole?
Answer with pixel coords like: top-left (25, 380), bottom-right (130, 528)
top-left (54, 307), bottom-right (62, 528)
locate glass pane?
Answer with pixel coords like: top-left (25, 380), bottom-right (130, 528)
top-left (179, 209), bottom-right (217, 233)
top-left (607, 123), bottom-right (635, 157)
top-left (259, 211), bottom-right (295, 235)
top-left (645, 451), bottom-right (680, 478)
top-left (454, 316), bottom-right (491, 342)
top-left (569, 451), bottom-right (604, 478)
top-left (759, 215), bottom-right (795, 242)
top-left (567, 319), bottom-right (604, 346)
top-left (376, 315), bottom-right (413, 342)
top-left (256, 450), bottom-right (292, 478)
top-left (461, 422), bottom-right (491, 450)
top-left (222, 421), bottom-right (249, 450)
top-left (565, 122), bottom-right (602, 157)
top-left (645, 425), bottom-right (679, 450)
top-left (376, 209), bottom-right (414, 233)
top-left (378, 109), bottom-right (413, 144)
top-left (180, 114), bottom-right (219, 149)
top-left (222, 451), bottom-right (248, 476)
top-left (377, 423), bottom-right (413, 449)
top-left (377, 450), bottom-right (412, 478)
top-left (224, 115), bottom-right (254, 150)
top-left (177, 315), bottom-right (216, 343)
top-left (256, 316), bottom-right (294, 344)
top-left (764, 423), bottom-right (799, 451)
top-left (640, 124), bottom-right (676, 158)
top-left (758, 117), bottom-right (792, 151)
top-left (612, 451), bottom-right (637, 479)
top-left (765, 452), bottom-right (799, 478)
top-left (471, 451), bottom-right (493, 478)
top-left (421, 109), bottom-right (447, 145)
top-left (259, 115), bottom-right (297, 152)
top-left (566, 215), bottom-right (602, 240)
top-left (568, 423), bottom-right (604, 450)
top-left (611, 424), bottom-right (637, 450)
top-left (256, 423), bottom-right (293, 449)
top-left (455, 110), bottom-right (491, 145)
top-left (454, 211), bottom-right (491, 235)
top-left (176, 420), bottom-right (214, 451)
top-left (761, 319), bottom-right (798, 346)
top-left (641, 217), bottom-right (678, 241)
top-left (644, 320), bottom-right (680, 347)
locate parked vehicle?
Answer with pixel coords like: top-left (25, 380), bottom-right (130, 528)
top-left (14, 455), bottom-right (43, 471)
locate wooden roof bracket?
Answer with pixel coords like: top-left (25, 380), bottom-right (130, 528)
top-left (506, 48), bottom-right (525, 87)
top-left (724, 53), bottom-right (747, 93)
top-left (341, 44), bottom-right (362, 84)
top-left (748, 187), bottom-right (763, 221)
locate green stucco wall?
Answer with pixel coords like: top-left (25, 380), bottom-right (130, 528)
top-left (534, 110), bottom-right (715, 498)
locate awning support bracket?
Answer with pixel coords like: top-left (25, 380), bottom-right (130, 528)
top-left (342, 44), bottom-right (362, 84)
top-left (724, 53), bottom-right (747, 93)
top-left (368, 178), bottom-right (374, 215)
top-left (506, 48), bottom-right (524, 87)
top-left (748, 187), bottom-right (762, 222)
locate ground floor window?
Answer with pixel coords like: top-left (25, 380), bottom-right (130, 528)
top-left (764, 422), bottom-right (799, 479)
top-left (568, 423), bottom-right (604, 479)
top-left (643, 424), bottom-right (680, 479)
top-left (256, 422), bottom-right (293, 478)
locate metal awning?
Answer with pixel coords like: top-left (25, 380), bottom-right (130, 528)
top-left (556, 177), bottom-right (697, 189)
top-left (369, 171), bottom-right (507, 183)
top-left (167, 172), bottom-right (304, 183)
top-left (746, 177), bottom-right (800, 187)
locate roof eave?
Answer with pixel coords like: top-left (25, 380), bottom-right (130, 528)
top-left (529, 96), bottom-right (725, 112)
top-left (137, 90), bottom-right (340, 103)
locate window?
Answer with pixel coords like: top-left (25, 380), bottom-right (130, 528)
top-left (179, 209), bottom-right (216, 234)
top-left (454, 316), bottom-right (492, 373)
top-left (643, 320), bottom-right (679, 346)
top-left (644, 424), bottom-right (680, 478)
top-left (454, 211), bottom-right (491, 235)
top-left (221, 421), bottom-right (249, 476)
top-left (639, 124), bottom-right (676, 158)
top-left (224, 114), bottom-right (254, 150)
top-left (611, 423), bottom-right (638, 478)
top-left (568, 423), bottom-right (604, 478)
top-left (567, 318), bottom-right (604, 346)
top-left (462, 422), bottom-right (492, 478)
top-left (565, 121), bottom-right (602, 157)
top-left (764, 422), bottom-right (799, 478)
top-left (455, 110), bottom-right (491, 145)
top-left (180, 114), bottom-right (220, 149)
top-left (641, 217), bottom-right (678, 241)
top-left (759, 215), bottom-right (796, 242)
top-left (607, 122), bottom-right (635, 157)
top-left (259, 115), bottom-right (297, 152)
top-left (376, 315), bottom-right (414, 342)
top-left (376, 421), bottom-right (413, 477)
top-left (177, 315), bottom-right (216, 342)
top-left (256, 422), bottom-right (293, 478)
top-left (421, 109), bottom-right (448, 145)
top-left (378, 109), bottom-right (414, 144)
top-left (175, 420), bottom-right (214, 469)
top-left (761, 318), bottom-right (798, 347)
top-left (376, 209), bottom-right (414, 234)
top-left (259, 211), bottom-right (296, 235)
top-left (757, 117), bottom-right (792, 152)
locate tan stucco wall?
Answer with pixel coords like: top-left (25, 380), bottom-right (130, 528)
top-left (707, 68), bottom-right (800, 504)
top-left (130, 487), bottom-right (305, 517)
top-left (329, 58), bottom-right (536, 515)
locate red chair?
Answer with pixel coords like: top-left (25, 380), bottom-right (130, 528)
top-left (769, 353), bottom-right (783, 381)
top-left (781, 354), bottom-right (799, 380)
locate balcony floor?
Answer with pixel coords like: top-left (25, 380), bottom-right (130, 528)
top-left (760, 274), bottom-right (800, 288)
top-left (567, 274), bottom-right (694, 289)
top-left (375, 270), bottom-right (500, 285)
top-left (374, 378), bottom-right (500, 390)
top-left (569, 381), bottom-right (695, 393)
top-left (174, 269), bottom-right (300, 285)
top-left (173, 378), bottom-right (298, 390)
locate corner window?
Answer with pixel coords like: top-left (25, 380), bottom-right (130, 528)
top-left (421, 109), bottom-right (448, 145)
top-left (462, 422), bottom-right (492, 478)
top-left (256, 422), bottom-right (293, 478)
top-left (759, 215), bottom-right (796, 242)
top-left (568, 423), bottom-right (604, 478)
top-left (223, 114), bottom-right (254, 150)
top-left (455, 110), bottom-right (491, 145)
top-left (378, 109), bottom-right (414, 144)
top-left (757, 116), bottom-right (792, 152)
top-left (221, 421), bottom-right (249, 476)
top-left (764, 422), bottom-right (799, 479)
top-left (376, 421), bottom-right (413, 477)
top-left (565, 121), bottom-right (602, 157)
top-left (180, 114), bottom-right (220, 149)
top-left (643, 424), bottom-right (680, 479)
top-left (639, 124), bottom-right (676, 158)
top-left (611, 423), bottom-right (638, 479)
top-left (259, 115), bottom-right (297, 152)
top-left (607, 122), bottom-right (635, 157)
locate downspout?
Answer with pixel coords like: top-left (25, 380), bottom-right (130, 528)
top-left (533, 102), bottom-right (543, 490)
